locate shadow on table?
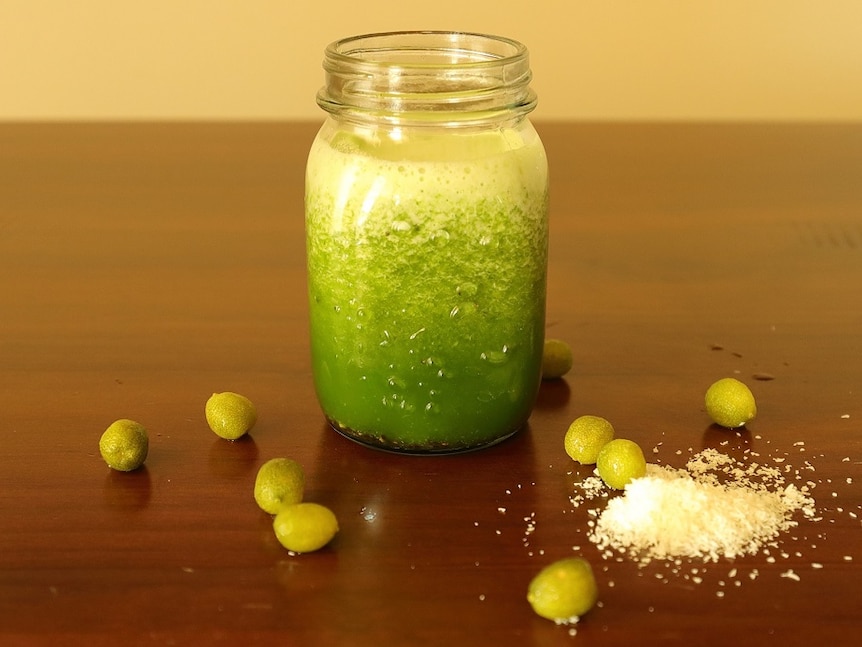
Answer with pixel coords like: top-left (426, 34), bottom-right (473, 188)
top-left (534, 377), bottom-right (572, 410)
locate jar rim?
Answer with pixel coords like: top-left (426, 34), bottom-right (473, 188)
top-left (317, 31), bottom-right (537, 126)
top-left (325, 31), bottom-right (529, 70)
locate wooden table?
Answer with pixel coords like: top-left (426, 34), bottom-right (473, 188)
top-left (1, 122), bottom-right (860, 646)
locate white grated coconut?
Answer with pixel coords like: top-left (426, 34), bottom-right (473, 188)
top-left (585, 449), bottom-right (817, 564)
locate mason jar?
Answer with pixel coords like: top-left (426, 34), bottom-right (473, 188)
top-left (305, 31), bottom-right (549, 453)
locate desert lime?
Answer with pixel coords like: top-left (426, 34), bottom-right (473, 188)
top-left (542, 338), bottom-right (573, 380)
top-left (564, 415), bottom-right (615, 464)
top-left (705, 377), bottom-right (757, 428)
top-left (254, 458), bottom-right (305, 514)
top-left (99, 419), bottom-right (149, 471)
top-left (205, 391), bottom-right (257, 440)
top-left (596, 438), bottom-right (646, 490)
top-left (273, 502), bottom-right (339, 553)
top-left (527, 557), bottom-right (598, 623)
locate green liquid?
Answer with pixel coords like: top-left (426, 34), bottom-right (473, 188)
top-left (305, 122), bottom-right (548, 452)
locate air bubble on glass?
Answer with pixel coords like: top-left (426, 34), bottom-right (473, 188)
top-left (481, 346), bottom-right (509, 364)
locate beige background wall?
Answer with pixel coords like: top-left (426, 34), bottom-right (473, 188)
top-left (2, 0), bottom-right (861, 121)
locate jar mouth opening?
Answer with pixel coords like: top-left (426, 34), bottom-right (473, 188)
top-left (317, 31), bottom-right (537, 125)
top-left (326, 31), bottom-right (529, 69)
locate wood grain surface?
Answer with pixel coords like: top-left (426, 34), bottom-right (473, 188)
top-left (1, 122), bottom-right (860, 646)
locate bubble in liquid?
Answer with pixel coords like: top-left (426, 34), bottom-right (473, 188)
top-left (456, 283), bottom-right (478, 297)
top-left (387, 376), bottom-right (407, 390)
top-left (424, 401), bottom-right (442, 415)
top-left (431, 229), bottom-right (451, 243)
top-left (450, 302), bottom-right (477, 321)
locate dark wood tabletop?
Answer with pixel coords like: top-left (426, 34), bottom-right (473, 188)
top-left (1, 121), bottom-right (861, 646)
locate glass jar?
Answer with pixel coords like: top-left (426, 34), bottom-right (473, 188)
top-left (305, 31), bottom-right (549, 453)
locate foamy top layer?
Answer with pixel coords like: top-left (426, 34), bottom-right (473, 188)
top-left (306, 121), bottom-right (548, 212)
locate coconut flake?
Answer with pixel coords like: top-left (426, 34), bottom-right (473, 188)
top-left (582, 449), bottom-right (816, 564)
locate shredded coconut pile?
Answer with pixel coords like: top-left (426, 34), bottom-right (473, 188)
top-left (584, 449), bottom-right (817, 564)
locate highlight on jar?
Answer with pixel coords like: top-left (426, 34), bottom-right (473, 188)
top-left (305, 31), bottom-right (549, 454)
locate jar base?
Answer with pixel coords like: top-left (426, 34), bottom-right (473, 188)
top-left (326, 417), bottom-right (522, 455)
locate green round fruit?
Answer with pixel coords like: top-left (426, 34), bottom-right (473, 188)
top-left (205, 391), bottom-right (257, 440)
top-left (254, 458), bottom-right (305, 514)
top-left (527, 557), bottom-right (598, 623)
top-left (541, 338), bottom-right (573, 380)
top-left (273, 503), bottom-right (339, 553)
top-left (99, 419), bottom-right (149, 472)
top-left (564, 415), bottom-right (615, 465)
top-left (704, 377), bottom-right (757, 429)
top-left (596, 438), bottom-right (646, 490)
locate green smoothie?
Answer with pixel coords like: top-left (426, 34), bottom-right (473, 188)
top-left (305, 120), bottom-right (548, 452)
